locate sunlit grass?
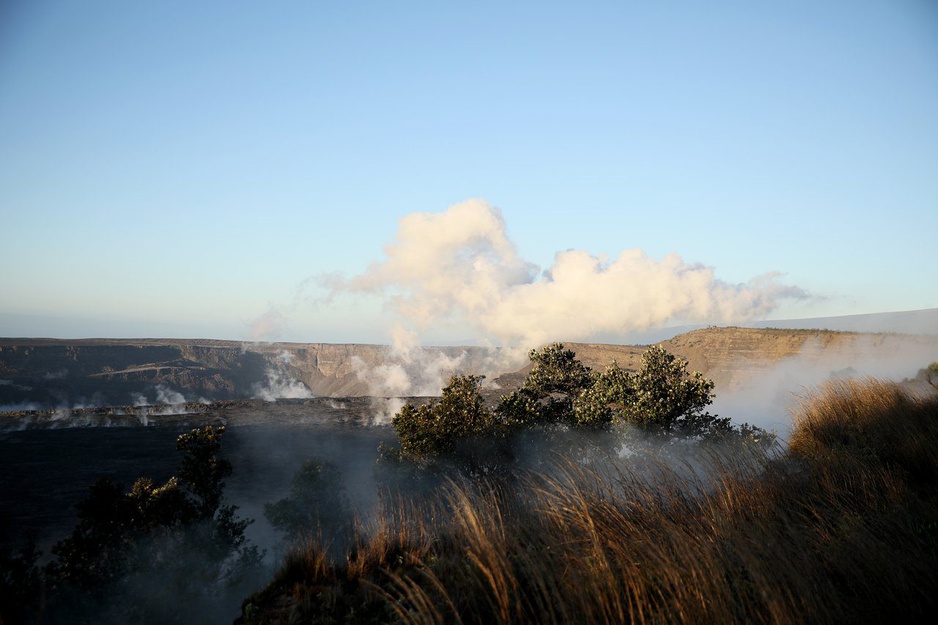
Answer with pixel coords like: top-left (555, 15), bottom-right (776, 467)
top-left (240, 378), bottom-right (938, 624)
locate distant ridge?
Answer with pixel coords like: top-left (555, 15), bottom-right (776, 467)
top-left (747, 308), bottom-right (938, 335)
top-left (3, 324), bottom-right (937, 408)
top-left (617, 308), bottom-right (938, 344)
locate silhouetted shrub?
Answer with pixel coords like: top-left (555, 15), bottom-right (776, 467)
top-left (43, 426), bottom-right (262, 623)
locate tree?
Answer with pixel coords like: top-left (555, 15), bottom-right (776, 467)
top-left (0, 540), bottom-right (42, 625)
top-left (389, 344), bottom-right (775, 473)
top-left (571, 360), bottom-right (632, 428)
top-left (393, 375), bottom-right (497, 458)
top-left (523, 343), bottom-right (592, 401)
top-left (45, 426), bottom-right (262, 621)
top-left (498, 343), bottom-right (595, 428)
top-left (625, 345), bottom-right (715, 434)
top-left (574, 345), bottom-right (774, 447)
top-left (389, 374), bottom-right (512, 475)
top-left (916, 362), bottom-right (938, 390)
top-left (574, 345), bottom-right (725, 439)
top-left (48, 477), bottom-right (143, 590)
top-left (176, 425), bottom-right (232, 519)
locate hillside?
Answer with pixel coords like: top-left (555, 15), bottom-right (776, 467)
top-left (510, 327), bottom-right (938, 394)
top-left (0, 339), bottom-right (501, 407)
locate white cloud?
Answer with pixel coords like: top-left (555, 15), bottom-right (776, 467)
top-left (330, 199), bottom-right (808, 348)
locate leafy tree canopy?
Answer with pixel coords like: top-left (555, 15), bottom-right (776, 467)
top-left (391, 374), bottom-right (507, 474)
top-left (389, 344), bottom-right (774, 474)
top-left (573, 345), bottom-right (724, 438)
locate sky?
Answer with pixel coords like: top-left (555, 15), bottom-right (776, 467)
top-left (1, 0), bottom-right (936, 346)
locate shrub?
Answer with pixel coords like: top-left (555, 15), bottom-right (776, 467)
top-left (389, 374), bottom-right (514, 476)
top-left (43, 426), bottom-right (262, 622)
top-left (0, 540), bottom-right (42, 625)
top-left (390, 343), bottom-right (773, 474)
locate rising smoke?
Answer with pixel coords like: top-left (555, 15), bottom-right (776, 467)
top-left (244, 200), bottom-right (808, 397)
top-left (712, 334), bottom-right (938, 437)
top-left (330, 199), bottom-right (808, 348)
top-left (252, 351), bottom-right (314, 401)
top-left (348, 324), bottom-right (523, 404)
top-left (248, 308), bottom-right (290, 343)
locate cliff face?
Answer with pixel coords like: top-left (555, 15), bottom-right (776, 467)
top-left (2, 328), bottom-right (936, 409)
top-left (566, 327), bottom-right (938, 392)
top-left (0, 340), bottom-right (270, 407)
top-left (0, 339), bottom-right (504, 407)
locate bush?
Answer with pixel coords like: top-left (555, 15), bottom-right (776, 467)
top-left (43, 426), bottom-right (262, 623)
top-left (391, 374), bottom-right (510, 475)
top-left (389, 343), bottom-right (773, 474)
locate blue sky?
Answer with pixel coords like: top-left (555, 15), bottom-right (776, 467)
top-left (1, 0), bottom-right (936, 344)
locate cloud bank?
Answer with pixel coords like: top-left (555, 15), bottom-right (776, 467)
top-left (331, 199), bottom-right (807, 347)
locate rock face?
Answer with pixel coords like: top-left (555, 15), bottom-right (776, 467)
top-left (2, 328), bottom-right (936, 409)
top-left (0, 339), bottom-right (504, 408)
top-left (0, 339), bottom-right (267, 407)
top-left (566, 327), bottom-right (938, 392)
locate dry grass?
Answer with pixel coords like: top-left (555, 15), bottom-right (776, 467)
top-left (239, 379), bottom-right (938, 624)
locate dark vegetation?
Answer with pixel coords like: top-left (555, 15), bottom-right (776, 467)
top-left (237, 350), bottom-right (938, 624)
top-left (1, 426), bottom-right (263, 625)
top-left (917, 361), bottom-right (938, 390)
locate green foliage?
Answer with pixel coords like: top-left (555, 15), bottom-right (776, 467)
top-left (392, 375), bottom-right (503, 473)
top-left (390, 343), bottom-right (775, 474)
top-left (242, 379), bottom-right (938, 625)
top-left (620, 346), bottom-right (714, 430)
top-left (576, 345), bottom-right (737, 440)
top-left (48, 477), bottom-right (146, 589)
top-left (501, 343), bottom-right (596, 428)
top-left (523, 343), bottom-right (592, 402)
top-left (493, 387), bottom-right (541, 429)
top-left (571, 360), bottom-right (632, 427)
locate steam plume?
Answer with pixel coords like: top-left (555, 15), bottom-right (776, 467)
top-left (349, 324), bottom-right (522, 406)
top-left (333, 199), bottom-right (807, 347)
top-left (248, 308), bottom-right (289, 342)
top-left (252, 351), bottom-right (314, 401)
